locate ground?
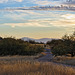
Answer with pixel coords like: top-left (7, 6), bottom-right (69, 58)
top-left (52, 56), bottom-right (75, 66)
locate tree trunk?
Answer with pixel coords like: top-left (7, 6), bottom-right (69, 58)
top-left (71, 52), bottom-right (74, 57)
top-left (74, 52), bottom-right (75, 56)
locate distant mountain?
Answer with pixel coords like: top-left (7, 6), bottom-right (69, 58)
top-left (21, 37), bottom-right (57, 43)
top-left (21, 37), bottom-right (35, 41)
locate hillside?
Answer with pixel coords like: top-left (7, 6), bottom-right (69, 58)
top-left (21, 37), bottom-right (57, 43)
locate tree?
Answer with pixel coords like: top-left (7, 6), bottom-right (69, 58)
top-left (28, 40), bottom-right (36, 44)
top-left (0, 37), bottom-right (3, 40)
top-left (47, 31), bottom-right (75, 57)
top-left (47, 39), bottom-right (63, 49)
top-left (51, 43), bottom-right (67, 56)
top-left (0, 37), bottom-right (44, 56)
top-left (62, 31), bottom-right (75, 57)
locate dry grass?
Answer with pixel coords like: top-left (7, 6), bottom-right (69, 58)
top-left (53, 56), bottom-right (75, 62)
top-left (61, 59), bottom-right (75, 66)
top-left (0, 60), bottom-right (75, 75)
top-left (52, 56), bottom-right (75, 66)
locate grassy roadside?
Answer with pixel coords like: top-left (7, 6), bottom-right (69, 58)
top-left (0, 60), bottom-right (75, 75)
top-left (52, 56), bottom-right (75, 66)
top-left (0, 55), bottom-right (75, 75)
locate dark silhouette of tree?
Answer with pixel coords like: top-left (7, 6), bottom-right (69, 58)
top-left (62, 31), bottom-right (75, 57)
top-left (0, 37), bottom-right (3, 40)
top-left (47, 31), bottom-right (75, 57)
top-left (0, 37), bottom-right (44, 56)
top-left (28, 40), bottom-right (36, 44)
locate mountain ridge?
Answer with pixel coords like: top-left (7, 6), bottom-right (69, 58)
top-left (21, 37), bottom-right (58, 43)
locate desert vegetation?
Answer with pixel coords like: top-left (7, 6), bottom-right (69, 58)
top-left (0, 60), bottom-right (75, 75)
top-left (47, 31), bottom-right (75, 57)
top-left (0, 37), bottom-right (44, 56)
top-left (0, 32), bottom-right (75, 75)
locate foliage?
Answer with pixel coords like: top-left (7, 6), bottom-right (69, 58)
top-left (28, 40), bottom-right (44, 44)
top-left (62, 31), bottom-right (75, 57)
top-left (47, 31), bottom-right (75, 57)
top-left (0, 37), bottom-right (44, 56)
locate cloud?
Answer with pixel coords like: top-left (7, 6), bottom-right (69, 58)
top-left (51, 14), bottom-right (75, 27)
top-left (51, 20), bottom-right (75, 27)
top-left (31, 0), bottom-right (75, 6)
top-left (15, 0), bottom-right (23, 2)
top-left (30, 0), bottom-right (61, 6)
top-left (0, 0), bottom-right (74, 11)
top-left (0, 0), bottom-right (8, 3)
top-left (0, 0), bottom-right (62, 6)
top-left (0, 9), bottom-right (75, 28)
top-left (63, 0), bottom-right (75, 6)
top-left (2, 17), bottom-right (75, 28)
top-left (2, 10), bottom-right (43, 21)
top-left (52, 14), bottom-right (75, 27)
top-left (61, 14), bottom-right (75, 19)
top-left (0, 0), bottom-right (23, 3)
top-left (2, 21), bottom-right (51, 27)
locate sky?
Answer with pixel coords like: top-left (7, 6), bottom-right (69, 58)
top-left (0, 0), bottom-right (75, 39)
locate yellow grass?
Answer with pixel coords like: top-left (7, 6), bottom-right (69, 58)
top-left (0, 60), bottom-right (75, 75)
top-left (41, 52), bottom-right (47, 55)
top-left (53, 56), bottom-right (75, 62)
top-left (52, 56), bottom-right (75, 66)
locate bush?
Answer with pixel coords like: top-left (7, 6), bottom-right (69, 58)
top-left (0, 37), bottom-right (44, 56)
top-left (47, 31), bottom-right (75, 57)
